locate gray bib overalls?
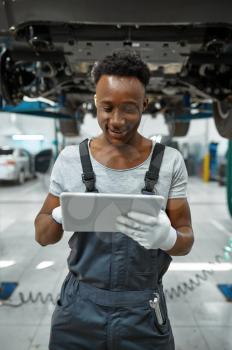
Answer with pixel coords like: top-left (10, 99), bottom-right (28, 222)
top-left (49, 139), bottom-right (175, 350)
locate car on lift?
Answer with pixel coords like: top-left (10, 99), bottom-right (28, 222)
top-left (0, 0), bottom-right (232, 138)
top-left (0, 146), bottom-right (35, 184)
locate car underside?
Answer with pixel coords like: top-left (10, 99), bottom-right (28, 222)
top-left (1, 0), bottom-right (232, 138)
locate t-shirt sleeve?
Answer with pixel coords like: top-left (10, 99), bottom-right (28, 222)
top-left (168, 150), bottom-right (188, 198)
top-left (49, 151), bottom-right (65, 197)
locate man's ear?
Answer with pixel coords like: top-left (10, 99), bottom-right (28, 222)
top-left (94, 94), bottom-right (97, 107)
top-left (143, 97), bottom-right (149, 112)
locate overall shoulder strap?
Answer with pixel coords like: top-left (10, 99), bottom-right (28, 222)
top-left (141, 142), bottom-right (165, 194)
top-left (79, 138), bottom-right (98, 192)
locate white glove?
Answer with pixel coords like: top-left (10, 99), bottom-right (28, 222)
top-left (115, 210), bottom-right (177, 251)
top-left (51, 206), bottom-right (62, 225)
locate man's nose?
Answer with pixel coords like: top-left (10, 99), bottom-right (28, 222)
top-left (110, 107), bottom-right (126, 125)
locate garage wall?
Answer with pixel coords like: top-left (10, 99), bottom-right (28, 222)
top-left (0, 112), bottom-right (56, 154)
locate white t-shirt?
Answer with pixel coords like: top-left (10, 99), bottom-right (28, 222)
top-left (49, 139), bottom-right (188, 209)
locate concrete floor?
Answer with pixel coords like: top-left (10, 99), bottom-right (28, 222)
top-left (0, 176), bottom-right (231, 350)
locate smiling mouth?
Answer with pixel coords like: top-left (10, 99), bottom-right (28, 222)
top-left (108, 128), bottom-right (127, 134)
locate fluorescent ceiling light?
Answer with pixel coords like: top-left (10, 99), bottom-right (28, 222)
top-left (132, 42), bottom-right (140, 47)
top-left (12, 134), bottom-right (44, 141)
top-left (36, 261), bottom-right (54, 270)
top-left (0, 260), bottom-right (15, 268)
top-left (169, 262), bottom-right (232, 271)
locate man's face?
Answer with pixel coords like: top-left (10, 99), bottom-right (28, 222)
top-left (95, 75), bottom-right (148, 146)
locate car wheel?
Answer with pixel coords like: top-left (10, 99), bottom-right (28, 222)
top-left (18, 170), bottom-right (25, 185)
top-left (59, 119), bottom-right (80, 136)
top-left (168, 121), bottom-right (190, 137)
top-left (213, 100), bottom-right (232, 138)
top-left (164, 97), bottom-right (190, 137)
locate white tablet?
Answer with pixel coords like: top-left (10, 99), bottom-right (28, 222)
top-left (60, 192), bottom-right (164, 232)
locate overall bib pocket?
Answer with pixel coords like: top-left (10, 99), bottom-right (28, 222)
top-left (128, 240), bottom-right (156, 275)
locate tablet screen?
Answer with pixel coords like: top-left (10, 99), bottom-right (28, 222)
top-left (61, 192), bottom-right (164, 232)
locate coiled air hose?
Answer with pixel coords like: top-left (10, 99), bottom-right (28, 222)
top-left (164, 238), bottom-right (232, 300)
top-left (0, 239), bottom-right (231, 307)
top-left (1, 291), bottom-right (57, 307)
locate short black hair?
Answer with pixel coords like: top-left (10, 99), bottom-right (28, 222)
top-left (91, 51), bottom-right (150, 88)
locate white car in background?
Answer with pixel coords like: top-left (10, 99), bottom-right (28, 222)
top-left (0, 147), bottom-right (35, 184)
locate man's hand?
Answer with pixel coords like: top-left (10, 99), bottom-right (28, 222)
top-left (115, 210), bottom-right (177, 251)
top-left (35, 194), bottom-right (64, 246)
top-left (51, 206), bottom-right (63, 225)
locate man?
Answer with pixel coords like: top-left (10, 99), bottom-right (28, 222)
top-left (34, 51), bottom-right (194, 350)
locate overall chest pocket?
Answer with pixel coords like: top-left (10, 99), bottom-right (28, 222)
top-left (128, 239), bottom-right (156, 274)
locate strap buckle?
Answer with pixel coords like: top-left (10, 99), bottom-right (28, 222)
top-left (81, 172), bottom-right (98, 192)
top-left (142, 171), bottom-right (158, 194)
top-left (81, 172), bottom-right (96, 182)
top-left (141, 188), bottom-right (156, 195)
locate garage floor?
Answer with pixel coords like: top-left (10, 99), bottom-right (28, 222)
top-left (0, 176), bottom-right (231, 350)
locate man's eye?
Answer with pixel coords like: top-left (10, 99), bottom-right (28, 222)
top-left (103, 107), bottom-right (112, 112)
top-left (122, 105), bottom-right (138, 114)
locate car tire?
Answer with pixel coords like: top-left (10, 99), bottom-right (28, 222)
top-left (17, 170), bottom-right (25, 185)
top-left (59, 119), bottom-right (80, 136)
top-left (164, 97), bottom-right (190, 137)
top-left (168, 121), bottom-right (190, 137)
top-left (213, 100), bottom-right (232, 138)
